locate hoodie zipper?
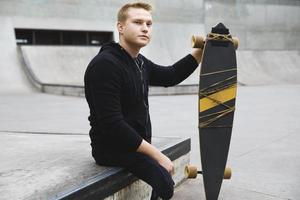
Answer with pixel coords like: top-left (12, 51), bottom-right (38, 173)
top-left (134, 58), bottom-right (149, 137)
top-left (119, 45), bottom-right (150, 138)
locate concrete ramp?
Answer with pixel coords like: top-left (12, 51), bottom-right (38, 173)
top-left (18, 37), bottom-right (300, 96)
top-left (17, 22), bottom-right (205, 96)
top-left (237, 50), bottom-right (300, 85)
top-left (20, 46), bottom-right (99, 86)
top-left (20, 22), bottom-right (204, 87)
top-left (0, 18), bottom-right (35, 93)
top-left (142, 22), bottom-right (204, 85)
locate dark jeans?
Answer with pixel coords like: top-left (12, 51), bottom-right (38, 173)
top-left (94, 151), bottom-right (174, 199)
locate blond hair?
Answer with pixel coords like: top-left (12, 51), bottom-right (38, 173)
top-left (117, 2), bottom-right (153, 22)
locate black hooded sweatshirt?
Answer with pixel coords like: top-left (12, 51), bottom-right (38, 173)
top-left (84, 42), bottom-right (198, 156)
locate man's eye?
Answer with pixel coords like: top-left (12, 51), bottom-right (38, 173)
top-left (147, 23), bottom-right (152, 27)
top-left (134, 21), bottom-right (142, 24)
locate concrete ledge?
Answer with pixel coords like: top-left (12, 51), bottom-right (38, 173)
top-left (0, 132), bottom-right (190, 200)
top-left (55, 138), bottom-right (190, 200)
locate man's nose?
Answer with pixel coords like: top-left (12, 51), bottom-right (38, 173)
top-left (141, 23), bottom-right (149, 33)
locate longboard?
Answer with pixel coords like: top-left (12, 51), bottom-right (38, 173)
top-left (185, 23), bottom-right (238, 200)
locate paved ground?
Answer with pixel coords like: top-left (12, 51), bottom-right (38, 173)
top-left (1, 84), bottom-right (299, 199)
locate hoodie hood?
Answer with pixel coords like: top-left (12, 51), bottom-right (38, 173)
top-left (99, 42), bottom-right (131, 64)
top-left (99, 41), bottom-right (144, 67)
top-left (99, 41), bottom-right (121, 54)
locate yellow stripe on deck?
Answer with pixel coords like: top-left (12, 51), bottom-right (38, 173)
top-left (200, 84), bottom-right (237, 112)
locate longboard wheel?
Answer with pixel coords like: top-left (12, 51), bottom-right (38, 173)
top-left (223, 167), bottom-right (232, 179)
top-left (191, 35), bottom-right (205, 48)
top-left (185, 165), bottom-right (198, 178)
top-left (232, 37), bottom-right (239, 50)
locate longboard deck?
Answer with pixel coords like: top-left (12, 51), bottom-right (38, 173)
top-left (199, 23), bottom-right (237, 200)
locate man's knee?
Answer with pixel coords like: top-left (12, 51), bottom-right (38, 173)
top-left (159, 185), bottom-right (174, 199)
top-left (157, 174), bottom-right (174, 199)
top-left (127, 153), bottom-right (174, 199)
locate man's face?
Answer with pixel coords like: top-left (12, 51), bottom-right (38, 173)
top-left (118, 8), bottom-right (153, 48)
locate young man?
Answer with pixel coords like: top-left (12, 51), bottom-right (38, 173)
top-left (84, 2), bottom-right (202, 199)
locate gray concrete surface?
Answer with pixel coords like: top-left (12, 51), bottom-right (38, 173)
top-left (20, 46), bottom-right (99, 86)
top-left (19, 21), bottom-right (204, 87)
top-left (0, 0), bottom-right (204, 24)
top-left (0, 1), bottom-right (299, 199)
top-left (3, 22), bottom-right (204, 94)
top-left (0, 18), bottom-right (35, 93)
top-left (237, 50), bottom-right (300, 85)
top-left (0, 131), bottom-right (94, 200)
top-left (1, 0), bottom-right (300, 94)
top-left (1, 84), bottom-right (300, 199)
top-left (204, 0), bottom-right (300, 50)
top-left (0, 0), bottom-right (203, 93)
top-left (0, 131), bottom-right (189, 200)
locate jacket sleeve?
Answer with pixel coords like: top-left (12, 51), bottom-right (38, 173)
top-left (88, 58), bottom-right (143, 152)
top-left (148, 54), bottom-right (199, 87)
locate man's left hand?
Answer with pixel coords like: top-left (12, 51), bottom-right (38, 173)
top-left (191, 48), bottom-right (203, 64)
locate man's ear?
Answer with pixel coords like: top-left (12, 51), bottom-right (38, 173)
top-left (117, 21), bottom-right (124, 35)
